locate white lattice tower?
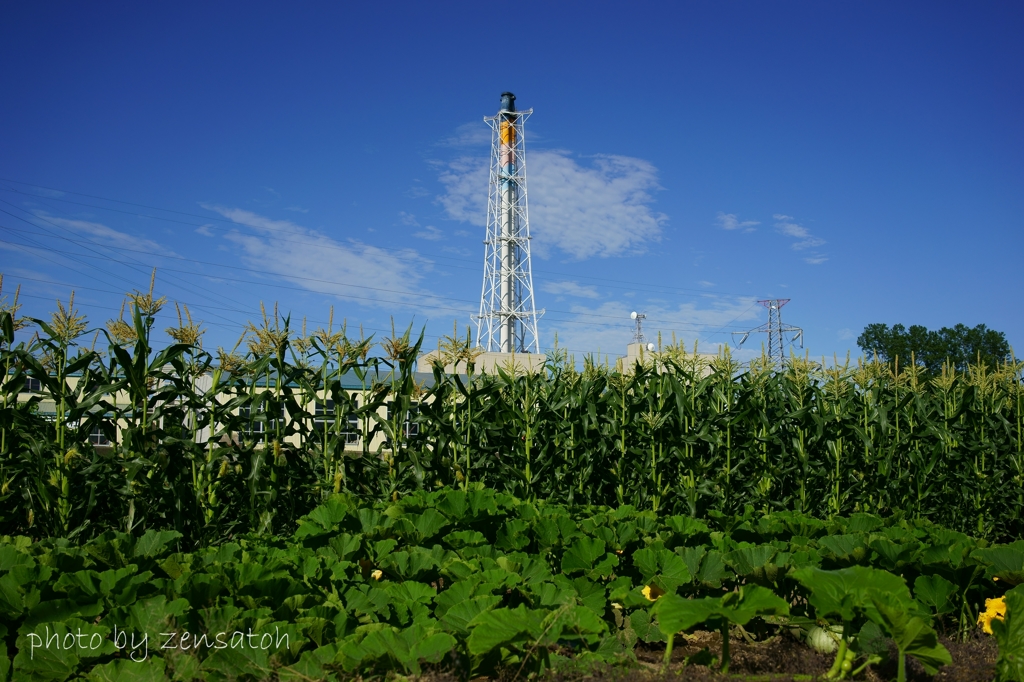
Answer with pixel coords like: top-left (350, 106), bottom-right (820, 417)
top-left (476, 92), bottom-right (541, 353)
top-left (763, 299), bottom-right (786, 361)
top-left (732, 298), bottom-right (804, 365)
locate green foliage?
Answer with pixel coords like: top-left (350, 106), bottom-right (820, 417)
top-left (2, 291), bottom-right (1024, 678)
top-left (857, 322), bottom-right (1011, 372)
top-left (0, 490), bottom-right (1017, 680)
top-left (3, 294), bottom-right (1024, 544)
top-left (792, 565), bottom-right (950, 681)
top-left (994, 585), bottom-right (1024, 681)
top-left (652, 585), bottom-right (788, 672)
top-left (871, 594), bottom-right (951, 680)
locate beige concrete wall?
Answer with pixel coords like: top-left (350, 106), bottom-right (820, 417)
top-left (618, 343), bottom-right (717, 376)
top-left (418, 350), bottom-right (548, 375)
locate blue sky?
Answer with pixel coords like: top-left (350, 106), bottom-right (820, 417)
top-left (2, 2), bottom-right (1021, 364)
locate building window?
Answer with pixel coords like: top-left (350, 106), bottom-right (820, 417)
top-left (315, 400), bottom-right (361, 445)
top-left (387, 403), bottom-right (420, 438)
top-left (344, 414), bottom-right (360, 445)
top-left (24, 377), bottom-right (42, 392)
top-left (88, 424), bottom-right (110, 446)
top-left (240, 405), bottom-right (267, 442)
top-left (313, 400), bottom-right (333, 428)
top-left (405, 414), bottom-right (419, 438)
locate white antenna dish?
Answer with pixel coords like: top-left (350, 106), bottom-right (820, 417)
top-left (630, 311), bottom-right (638, 320)
top-left (647, 343), bottom-right (655, 352)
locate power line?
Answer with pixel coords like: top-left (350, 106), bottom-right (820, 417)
top-left (0, 222), bottom-right (477, 306)
top-left (2, 229), bottom-right (755, 331)
top-left (0, 205), bottom-right (250, 329)
top-left (0, 179), bottom-right (767, 300)
top-left (7, 269), bottom-right (747, 363)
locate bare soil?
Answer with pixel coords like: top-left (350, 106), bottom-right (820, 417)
top-left (420, 629), bottom-right (996, 682)
top-left (550, 629), bottom-right (996, 681)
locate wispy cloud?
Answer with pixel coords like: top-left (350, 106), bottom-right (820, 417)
top-left (544, 296), bottom-right (763, 360)
top-left (196, 224), bottom-right (215, 237)
top-left (438, 150), bottom-right (665, 260)
top-left (716, 212), bottom-right (759, 232)
top-left (438, 122), bottom-right (492, 148)
top-left (436, 157), bottom-right (487, 225)
top-left (399, 212), bottom-right (445, 241)
top-left (414, 226), bottom-right (444, 241)
top-left (35, 213), bottom-right (172, 254)
top-left (203, 206), bottom-right (454, 311)
top-left (285, 206), bottom-right (309, 213)
top-left (25, 187), bottom-right (65, 199)
top-left (540, 280), bottom-right (600, 299)
top-left (773, 214), bottom-right (827, 261)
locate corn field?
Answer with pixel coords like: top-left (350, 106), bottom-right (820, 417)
top-left (1, 289), bottom-right (1022, 547)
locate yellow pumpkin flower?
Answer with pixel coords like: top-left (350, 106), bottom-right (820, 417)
top-left (371, 569), bottom-right (383, 581)
top-left (978, 596), bottom-right (1006, 634)
top-left (642, 584), bottom-right (665, 601)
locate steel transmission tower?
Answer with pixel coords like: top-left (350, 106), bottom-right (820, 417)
top-left (476, 92), bottom-right (541, 353)
top-left (733, 299), bottom-right (804, 364)
top-left (630, 311), bottom-right (648, 345)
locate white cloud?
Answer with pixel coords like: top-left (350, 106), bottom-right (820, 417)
top-left (543, 296), bottom-right (763, 360)
top-left (414, 226), bottom-right (444, 241)
top-left (38, 188), bottom-right (66, 198)
top-left (436, 157), bottom-right (488, 225)
top-left (438, 122), bottom-right (492, 148)
top-left (196, 224), bottom-right (215, 237)
top-left (716, 212), bottom-right (759, 232)
top-left (203, 206), bottom-right (454, 311)
top-left (837, 328), bottom-right (854, 340)
top-left (773, 215), bottom-right (809, 238)
top-left (793, 238), bottom-right (826, 250)
top-left (540, 280), bottom-right (600, 299)
top-left (400, 212), bottom-right (445, 241)
top-left (774, 214), bottom-right (828, 258)
top-left (36, 213), bottom-right (172, 254)
top-left (437, 150), bottom-right (666, 260)
top-left (698, 280), bottom-right (716, 288)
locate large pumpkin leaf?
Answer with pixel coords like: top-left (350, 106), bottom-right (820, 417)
top-left (973, 543), bottom-right (1024, 585)
top-left (724, 544), bottom-right (776, 577)
top-left (651, 593), bottom-right (718, 634)
top-left (466, 605), bottom-right (543, 656)
top-left (791, 565), bottom-right (911, 622)
top-left (85, 657), bottom-right (167, 682)
top-left (633, 548), bottom-right (691, 593)
top-left (993, 584), bottom-right (1024, 682)
top-left (439, 595), bottom-right (502, 635)
top-left (561, 537), bottom-right (606, 575)
top-left (132, 530), bottom-right (183, 560)
top-left (871, 593), bottom-right (951, 676)
top-left (914, 574), bottom-right (957, 616)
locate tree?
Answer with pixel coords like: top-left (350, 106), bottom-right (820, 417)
top-left (856, 323), bottom-right (1011, 373)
